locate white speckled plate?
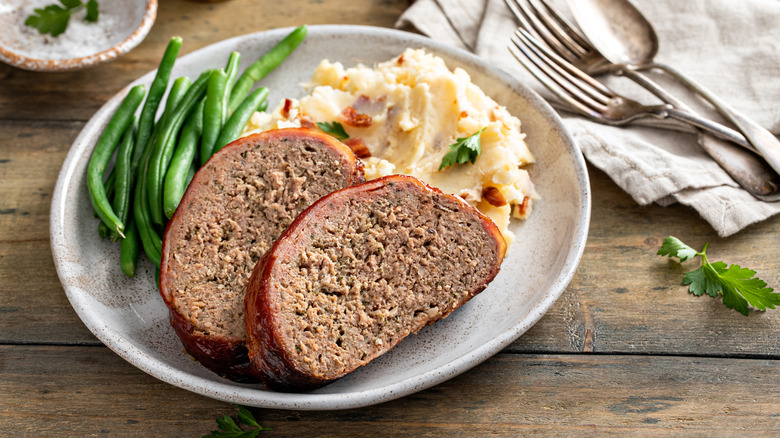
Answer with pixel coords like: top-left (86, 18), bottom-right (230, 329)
top-left (0, 0), bottom-right (156, 72)
top-left (50, 25), bottom-right (590, 410)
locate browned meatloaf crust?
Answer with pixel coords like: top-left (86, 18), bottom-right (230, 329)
top-left (159, 128), bottom-right (364, 381)
top-left (244, 174), bottom-right (507, 391)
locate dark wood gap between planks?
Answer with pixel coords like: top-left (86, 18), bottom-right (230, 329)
top-left (2, 341), bottom-right (777, 361)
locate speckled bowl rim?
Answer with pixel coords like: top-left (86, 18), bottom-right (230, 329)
top-left (0, 0), bottom-right (157, 72)
top-left (50, 25), bottom-right (591, 410)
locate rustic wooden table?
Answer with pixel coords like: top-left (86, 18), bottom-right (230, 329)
top-left (1, 0), bottom-right (778, 436)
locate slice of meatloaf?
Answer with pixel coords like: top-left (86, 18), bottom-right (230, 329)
top-left (244, 174), bottom-right (507, 391)
top-left (159, 128), bottom-right (364, 381)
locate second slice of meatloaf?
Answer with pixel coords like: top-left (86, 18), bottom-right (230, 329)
top-left (159, 128), bottom-right (364, 381)
top-left (244, 174), bottom-right (507, 391)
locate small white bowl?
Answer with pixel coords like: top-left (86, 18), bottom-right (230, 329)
top-left (0, 0), bottom-right (157, 72)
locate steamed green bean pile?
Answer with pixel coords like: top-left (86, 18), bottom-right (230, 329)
top-left (86, 26), bottom-right (308, 277)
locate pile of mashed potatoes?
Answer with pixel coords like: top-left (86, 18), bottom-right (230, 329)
top-left (243, 48), bottom-right (538, 245)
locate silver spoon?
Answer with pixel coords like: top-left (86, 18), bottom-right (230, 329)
top-left (566, 0), bottom-right (780, 187)
top-left (507, 0), bottom-right (780, 200)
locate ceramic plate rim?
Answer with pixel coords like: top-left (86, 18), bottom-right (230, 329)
top-left (50, 24), bottom-right (590, 410)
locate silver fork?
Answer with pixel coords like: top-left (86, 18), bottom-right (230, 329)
top-left (509, 29), bottom-right (742, 136)
top-left (506, 0), bottom-right (780, 200)
top-left (505, 0), bottom-right (726, 123)
top-left (505, 0), bottom-right (612, 75)
top-left (505, 0), bottom-right (748, 148)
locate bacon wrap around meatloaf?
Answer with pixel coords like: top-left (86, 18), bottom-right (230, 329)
top-left (244, 174), bottom-right (507, 391)
top-left (159, 128), bottom-right (364, 381)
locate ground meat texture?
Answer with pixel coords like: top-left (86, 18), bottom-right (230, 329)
top-left (159, 128), bottom-right (364, 381)
top-left (244, 174), bottom-right (507, 391)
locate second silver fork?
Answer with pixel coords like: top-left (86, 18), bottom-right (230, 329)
top-left (505, 0), bottom-right (780, 200)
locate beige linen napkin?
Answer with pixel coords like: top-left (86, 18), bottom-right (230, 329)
top-left (397, 0), bottom-right (780, 236)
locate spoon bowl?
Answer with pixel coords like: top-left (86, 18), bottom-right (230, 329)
top-left (566, 0), bottom-right (657, 66)
top-left (565, 0), bottom-right (780, 184)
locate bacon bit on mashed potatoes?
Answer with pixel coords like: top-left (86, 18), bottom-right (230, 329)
top-left (242, 48), bottom-right (538, 245)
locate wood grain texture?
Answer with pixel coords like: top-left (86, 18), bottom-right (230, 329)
top-left (1, 346), bottom-right (777, 437)
top-left (0, 0), bottom-right (778, 434)
top-left (1, 161), bottom-right (778, 351)
top-left (0, 121), bottom-right (77, 242)
top-left (509, 165), bottom-right (780, 357)
top-left (0, 121), bottom-right (98, 344)
top-left (0, 0), bottom-right (409, 122)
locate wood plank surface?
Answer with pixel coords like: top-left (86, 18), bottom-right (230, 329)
top-left (1, 345), bottom-right (777, 437)
top-left (4, 132), bottom-right (778, 353)
top-left (0, 0), bottom-right (409, 123)
top-left (3, 159), bottom-right (780, 352)
top-left (1, 0), bottom-right (778, 435)
top-left (509, 166), bottom-right (780, 357)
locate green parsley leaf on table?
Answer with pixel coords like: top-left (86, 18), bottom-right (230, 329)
top-left (85, 0), bottom-right (99, 22)
top-left (317, 121), bottom-right (349, 141)
top-left (658, 236), bottom-right (780, 316)
top-left (25, 0), bottom-right (99, 38)
top-left (438, 127), bottom-right (486, 171)
top-left (204, 405), bottom-right (272, 438)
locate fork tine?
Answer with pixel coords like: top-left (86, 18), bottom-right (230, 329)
top-left (508, 31), bottom-right (596, 116)
top-left (507, 44), bottom-right (589, 116)
top-left (504, 0), bottom-right (577, 60)
top-left (509, 29), bottom-right (612, 118)
top-left (534, 0), bottom-right (594, 56)
top-left (519, 28), bottom-right (614, 99)
top-left (505, 0), bottom-right (593, 61)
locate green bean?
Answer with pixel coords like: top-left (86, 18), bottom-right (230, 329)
top-left (164, 99), bottom-right (204, 218)
top-left (196, 53), bottom-right (240, 166)
top-left (109, 116), bottom-right (137, 242)
top-left (228, 25), bottom-right (307, 113)
top-left (95, 111), bottom-right (131, 238)
top-left (133, 76), bottom-right (191, 264)
top-left (87, 84), bottom-right (146, 238)
top-left (147, 70), bottom-right (212, 225)
top-left (135, 149), bottom-right (162, 266)
top-left (103, 168), bottom-right (116, 195)
top-left (120, 213), bottom-right (140, 278)
top-left (200, 69), bottom-right (228, 166)
top-left (132, 37), bottom-right (182, 177)
top-left (139, 75), bottom-right (193, 226)
top-left (156, 76), bottom-right (193, 136)
top-left (138, 75), bottom-right (190, 215)
top-left (98, 222), bottom-right (109, 239)
top-left (224, 51), bottom-right (241, 94)
top-left (96, 169), bottom-right (115, 239)
top-left (156, 75), bottom-right (195, 176)
top-left (145, 76), bottom-right (192, 154)
top-left (185, 161), bottom-right (197, 188)
top-left (95, 167), bottom-right (115, 219)
top-left (213, 87), bottom-right (268, 155)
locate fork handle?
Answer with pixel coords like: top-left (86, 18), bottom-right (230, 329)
top-left (615, 67), bottom-right (780, 198)
top-left (660, 106), bottom-right (780, 196)
top-left (601, 65), bottom-right (754, 150)
top-left (614, 66), bottom-right (754, 151)
top-left (662, 106), bottom-right (751, 150)
top-left (636, 62), bottom-right (780, 176)
top-left (697, 134), bottom-right (780, 201)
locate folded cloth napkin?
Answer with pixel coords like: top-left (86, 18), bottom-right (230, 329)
top-left (396, 0), bottom-right (780, 236)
